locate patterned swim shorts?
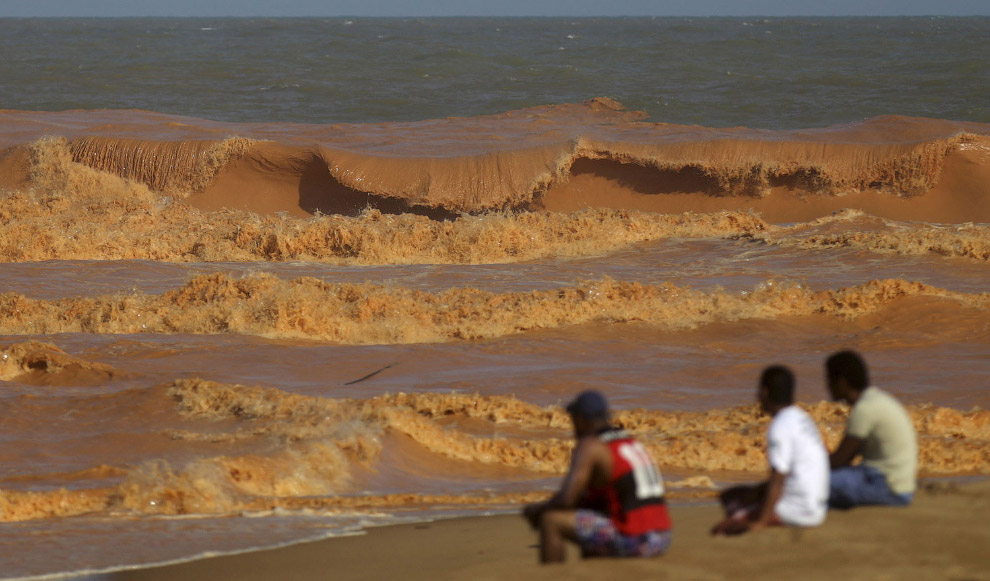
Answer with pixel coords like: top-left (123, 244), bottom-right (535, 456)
top-left (574, 510), bottom-right (672, 558)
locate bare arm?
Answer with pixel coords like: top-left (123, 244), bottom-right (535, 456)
top-left (750, 469), bottom-right (786, 531)
top-left (829, 434), bottom-right (863, 469)
top-left (523, 436), bottom-right (605, 527)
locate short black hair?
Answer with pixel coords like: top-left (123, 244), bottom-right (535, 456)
top-left (826, 350), bottom-right (869, 391)
top-left (760, 365), bottom-right (795, 405)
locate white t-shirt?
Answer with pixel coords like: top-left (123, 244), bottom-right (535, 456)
top-left (767, 405), bottom-right (829, 527)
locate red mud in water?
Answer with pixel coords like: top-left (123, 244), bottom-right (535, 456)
top-left (1, 366), bottom-right (988, 523)
top-left (0, 102), bottom-right (987, 563)
top-left (1, 99), bottom-right (988, 223)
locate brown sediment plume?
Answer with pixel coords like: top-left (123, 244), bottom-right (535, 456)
top-left (25, 136), bottom-right (161, 207)
top-left (3, 130), bottom-right (989, 265)
top-left (68, 136), bottom-right (254, 196)
top-left (1, 382), bottom-right (987, 522)
top-left (60, 128), bottom-right (990, 223)
top-left (102, 380), bottom-right (388, 515)
top-left (543, 136), bottom-right (990, 224)
top-left (771, 217), bottom-right (990, 261)
top-left (0, 487), bottom-right (115, 521)
top-left (0, 485), bottom-right (554, 522)
top-left (0, 145), bottom-right (30, 191)
top-left (166, 379), bottom-right (569, 473)
top-left (165, 381), bottom-right (990, 478)
top-left (114, 441), bottom-right (371, 513)
top-left (1, 273), bottom-right (988, 343)
top-left (0, 340), bottom-right (121, 385)
top-left (570, 127), bottom-right (953, 197)
top-left (2, 105), bottom-right (989, 226)
top-left (0, 138), bottom-right (770, 263)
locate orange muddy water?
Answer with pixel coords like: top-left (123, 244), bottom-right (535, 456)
top-left (1, 101), bottom-right (988, 578)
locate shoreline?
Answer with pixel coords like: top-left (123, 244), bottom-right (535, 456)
top-left (79, 479), bottom-right (989, 581)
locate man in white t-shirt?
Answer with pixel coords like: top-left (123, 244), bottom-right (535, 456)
top-left (711, 365), bottom-right (829, 535)
top-left (825, 350), bottom-right (917, 508)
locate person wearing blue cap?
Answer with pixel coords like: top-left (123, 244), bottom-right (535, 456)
top-left (522, 390), bottom-right (672, 564)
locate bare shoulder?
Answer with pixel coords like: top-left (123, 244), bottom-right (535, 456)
top-left (576, 433), bottom-right (608, 451)
top-left (575, 434), bottom-right (612, 466)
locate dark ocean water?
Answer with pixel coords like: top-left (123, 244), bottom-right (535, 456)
top-left (2, 17), bottom-right (987, 128)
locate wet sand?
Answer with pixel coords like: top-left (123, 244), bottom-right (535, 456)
top-left (104, 480), bottom-right (990, 581)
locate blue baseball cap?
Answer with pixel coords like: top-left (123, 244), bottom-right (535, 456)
top-left (565, 390), bottom-right (609, 420)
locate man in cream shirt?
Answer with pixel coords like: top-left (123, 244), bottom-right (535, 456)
top-left (825, 350), bottom-right (918, 508)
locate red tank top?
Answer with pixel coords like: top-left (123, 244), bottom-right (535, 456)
top-left (585, 429), bottom-right (672, 536)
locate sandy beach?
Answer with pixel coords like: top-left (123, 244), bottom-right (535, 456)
top-left (101, 479), bottom-right (990, 581)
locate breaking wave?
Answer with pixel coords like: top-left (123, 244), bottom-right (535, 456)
top-left (0, 340), bottom-right (122, 385)
top-left (1, 100), bottom-right (989, 230)
top-left (1, 107), bottom-right (988, 267)
top-left (1, 274), bottom-right (988, 343)
top-left (1, 379), bottom-right (987, 522)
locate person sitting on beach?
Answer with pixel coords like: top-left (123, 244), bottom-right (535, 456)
top-left (825, 350), bottom-right (917, 508)
top-left (711, 365), bottom-right (829, 535)
top-left (522, 390), bottom-right (672, 564)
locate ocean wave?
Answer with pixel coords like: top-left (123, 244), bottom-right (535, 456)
top-left (770, 217), bottom-right (990, 261)
top-left (68, 135), bottom-right (254, 196)
top-left (0, 137), bottom-right (767, 262)
top-left (0, 340), bottom-right (122, 385)
top-left (1, 126), bottom-right (988, 267)
top-left (1, 274), bottom-right (987, 343)
top-left (1, 380), bottom-right (987, 522)
top-left (2, 101), bottom-right (989, 226)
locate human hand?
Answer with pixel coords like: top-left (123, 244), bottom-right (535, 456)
top-left (711, 515), bottom-right (752, 536)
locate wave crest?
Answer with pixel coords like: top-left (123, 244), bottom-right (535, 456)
top-left (3, 105), bottom-right (989, 230)
top-left (68, 135), bottom-right (254, 196)
top-left (2, 274), bottom-right (987, 343)
top-left (2, 383), bottom-right (987, 522)
top-left (0, 340), bottom-right (121, 385)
